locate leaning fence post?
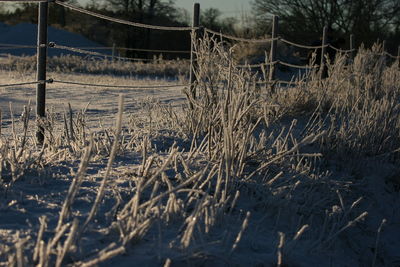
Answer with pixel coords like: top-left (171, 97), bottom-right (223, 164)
top-left (320, 26), bottom-right (328, 79)
top-left (269, 15), bottom-right (278, 82)
top-left (36, 1), bottom-right (49, 144)
top-left (350, 34), bottom-right (355, 61)
top-left (189, 3), bottom-right (200, 105)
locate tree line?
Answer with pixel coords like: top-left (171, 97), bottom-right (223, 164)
top-left (0, 0), bottom-right (399, 58)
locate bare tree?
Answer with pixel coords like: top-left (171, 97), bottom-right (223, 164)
top-left (252, 0), bottom-right (400, 46)
top-left (103, 0), bottom-right (178, 57)
top-left (200, 8), bottom-right (237, 34)
top-left (106, 0), bottom-right (176, 20)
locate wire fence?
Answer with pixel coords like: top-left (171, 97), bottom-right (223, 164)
top-left (51, 44), bottom-right (191, 62)
top-left (0, 79), bottom-right (186, 90)
top-left (0, 81), bottom-right (45, 88)
top-left (204, 28), bottom-right (277, 44)
top-left (2, 0), bottom-right (400, 142)
top-left (279, 38), bottom-right (327, 50)
top-left (54, 0), bottom-right (194, 31)
top-left (50, 79), bottom-right (187, 89)
top-left (0, 43), bottom-right (190, 54)
top-left (2, 1), bottom-right (398, 75)
top-left (1, 1), bottom-right (399, 90)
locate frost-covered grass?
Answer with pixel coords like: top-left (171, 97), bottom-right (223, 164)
top-left (0, 37), bottom-right (399, 266)
top-left (0, 54), bottom-right (189, 79)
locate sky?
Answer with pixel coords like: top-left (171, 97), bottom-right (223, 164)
top-left (174, 0), bottom-right (252, 17)
top-left (78, 0), bottom-right (252, 17)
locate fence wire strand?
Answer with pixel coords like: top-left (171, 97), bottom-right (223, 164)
top-left (52, 44), bottom-right (190, 62)
top-left (114, 47), bottom-right (190, 54)
top-left (0, 43), bottom-right (190, 54)
top-left (55, 0), bottom-right (194, 31)
top-left (236, 60), bottom-right (317, 70)
top-left (0, 0), bottom-right (51, 2)
top-left (51, 79), bottom-right (187, 89)
top-left (0, 46), bottom-right (34, 50)
top-left (279, 38), bottom-right (327, 49)
top-left (327, 44), bottom-right (356, 53)
top-left (0, 81), bottom-right (45, 88)
top-left (278, 60), bottom-right (319, 69)
top-left (384, 51), bottom-right (400, 59)
top-left (256, 80), bottom-right (301, 85)
top-left (76, 46), bottom-right (190, 54)
top-left (236, 61), bottom-right (277, 68)
top-left (205, 28), bottom-right (276, 43)
top-left (0, 43), bottom-right (37, 48)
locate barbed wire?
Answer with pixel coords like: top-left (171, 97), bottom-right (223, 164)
top-left (0, 43), bottom-right (37, 48)
top-left (236, 61), bottom-right (277, 68)
top-left (114, 47), bottom-right (190, 54)
top-left (0, 0), bottom-right (51, 2)
top-left (0, 46), bottom-right (35, 50)
top-left (384, 51), bottom-right (400, 59)
top-left (55, 1), bottom-right (194, 31)
top-left (236, 60), bottom-right (317, 70)
top-left (279, 38), bottom-right (327, 49)
top-left (256, 80), bottom-right (301, 85)
top-left (327, 44), bottom-right (356, 53)
top-left (274, 80), bottom-right (301, 85)
top-left (0, 80), bottom-right (47, 88)
top-left (50, 79), bottom-right (187, 89)
top-left (75, 46), bottom-right (190, 54)
top-left (3, 40), bottom-right (398, 59)
top-left (205, 28), bottom-right (276, 44)
top-left (53, 44), bottom-right (125, 59)
top-left (0, 43), bottom-right (190, 54)
top-left (2, 1), bottom-right (399, 59)
top-left (278, 60), bottom-right (319, 69)
top-left (52, 44), bottom-right (190, 62)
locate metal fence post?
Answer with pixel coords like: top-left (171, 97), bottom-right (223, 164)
top-left (36, 2), bottom-right (49, 144)
top-left (320, 26), bottom-right (328, 79)
top-left (350, 34), bottom-right (355, 61)
top-left (189, 3), bottom-right (200, 105)
top-left (269, 15), bottom-right (278, 82)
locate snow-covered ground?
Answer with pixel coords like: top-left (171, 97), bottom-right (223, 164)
top-left (1, 67), bottom-right (400, 266)
top-left (0, 71), bottom-right (186, 129)
top-left (0, 23), bottom-right (107, 57)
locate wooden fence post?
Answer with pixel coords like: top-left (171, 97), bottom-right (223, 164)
top-left (320, 26), bottom-right (328, 79)
top-left (112, 43), bottom-right (116, 61)
top-left (397, 45), bottom-right (400, 68)
top-left (189, 3), bottom-right (200, 104)
top-left (350, 34), bottom-right (355, 61)
top-left (269, 15), bottom-right (278, 82)
top-left (382, 40), bottom-right (386, 59)
top-left (36, 1), bottom-right (49, 144)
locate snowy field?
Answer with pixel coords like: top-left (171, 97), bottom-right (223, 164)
top-left (0, 71), bottom-right (187, 130)
top-left (1, 42), bottom-right (400, 267)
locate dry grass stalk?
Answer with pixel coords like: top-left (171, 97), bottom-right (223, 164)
top-left (230, 211), bottom-right (251, 254)
top-left (81, 94), bottom-right (124, 234)
top-left (1, 34), bottom-right (399, 267)
top-left (79, 245), bottom-right (126, 267)
top-left (277, 232), bottom-right (285, 267)
top-left (372, 218), bottom-right (387, 267)
top-left (56, 136), bottom-right (94, 232)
